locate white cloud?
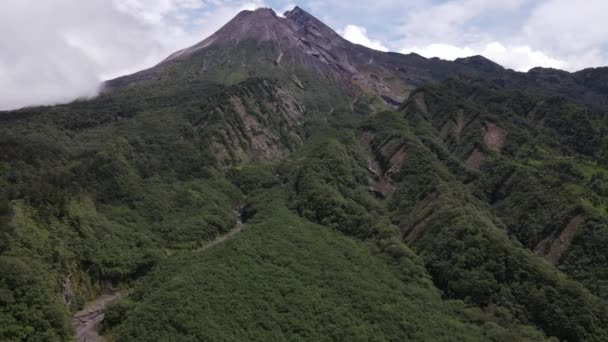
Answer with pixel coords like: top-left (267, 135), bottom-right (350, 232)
top-left (521, 0), bottom-right (608, 70)
top-left (401, 41), bottom-right (567, 72)
top-left (273, 2), bottom-right (296, 17)
top-left (401, 44), bottom-right (475, 61)
top-left (0, 0), bottom-right (266, 111)
top-left (392, 0), bottom-right (607, 71)
top-left (481, 42), bottom-right (567, 71)
top-left (399, 0), bottom-right (528, 44)
top-left (113, 0), bottom-right (204, 24)
top-left (340, 25), bottom-right (388, 52)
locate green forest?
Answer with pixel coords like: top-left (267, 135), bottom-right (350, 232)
top-left (3, 10), bottom-right (608, 341)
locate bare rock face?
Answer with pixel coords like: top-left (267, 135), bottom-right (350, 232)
top-left (195, 79), bottom-right (305, 166)
top-left (105, 7), bottom-right (472, 104)
top-left (483, 123), bottom-right (507, 153)
top-left (163, 7), bottom-right (350, 68)
top-left (163, 8), bottom-right (294, 62)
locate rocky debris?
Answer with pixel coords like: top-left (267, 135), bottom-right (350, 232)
top-left (364, 135), bottom-right (407, 198)
top-left (206, 82), bottom-right (304, 165)
top-left (73, 292), bottom-right (120, 342)
top-left (483, 123), bottom-right (507, 153)
top-left (367, 156), bottom-right (396, 198)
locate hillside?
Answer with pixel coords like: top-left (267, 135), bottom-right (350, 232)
top-left (1, 6), bottom-right (608, 342)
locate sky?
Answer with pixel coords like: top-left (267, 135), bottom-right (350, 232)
top-left (1, 0), bottom-right (607, 110)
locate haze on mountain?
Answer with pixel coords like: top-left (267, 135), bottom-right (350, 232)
top-left (1, 5), bottom-right (608, 342)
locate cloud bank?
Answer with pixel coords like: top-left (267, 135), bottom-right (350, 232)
top-left (328, 0), bottom-right (608, 72)
top-left (400, 42), bottom-right (566, 72)
top-left (0, 0), bottom-right (264, 111)
top-left (340, 25), bottom-right (389, 52)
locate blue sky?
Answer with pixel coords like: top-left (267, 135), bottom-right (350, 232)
top-left (2, 0), bottom-right (608, 110)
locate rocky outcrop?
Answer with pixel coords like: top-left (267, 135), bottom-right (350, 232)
top-left (483, 123), bottom-right (507, 153)
top-left (197, 79), bottom-right (304, 166)
top-left (363, 134), bottom-right (408, 198)
top-left (73, 292), bottom-right (120, 342)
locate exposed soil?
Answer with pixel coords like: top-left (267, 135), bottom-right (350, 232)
top-left (535, 215), bottom-right (585, 264)
top-left (388, 146), bottom-right (407, 173)
top-left (465, 148), bottom-right (485, 169)
top-left (365, 137), bottom-right (407, 198)
top-left (367, 156), bottom-right (395, 197)
top-left (227, 89), bottom-right (303, 161)
top-left (483, 123), bottom-right (507, 153)
top-left (73, 292), bottom-right (120, 342)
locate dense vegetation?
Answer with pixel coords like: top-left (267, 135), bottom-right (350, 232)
top-left (107, 188), bottom-right (549, 341)
top-left (2, 36), bottom-right (608, 341)
top-left (0, 81), bottom-right (243, 339)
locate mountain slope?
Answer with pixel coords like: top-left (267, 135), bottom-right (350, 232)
top-left (1, 5), bottom-right (608, 342)
top-left (105, 7), bottom-right (608, 112)
top-left (104, 7), bottom-right (489, 105)
top-left (110, 190), bottom-right (548, 341)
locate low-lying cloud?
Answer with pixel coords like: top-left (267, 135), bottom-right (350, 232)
top-left (401, 42), bottom-right (567, 71)
top-left (340, 25), bottom-right (389, 52)
top-left (329, 0), bottom-right (608, 72)
top-left (0, 0), bottom-right (264, 111)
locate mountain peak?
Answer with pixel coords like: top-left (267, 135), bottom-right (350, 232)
top-left (284, 6), bottom-right (343, 42)
top-left (106, 5), bottom-right (500, 104)
top-left (161, 5), bottom-right (346, 65)
top-left (284, 6), bottom-right (308, 18)
top-left (248, 7), bottom-right (278, 17)
top-left (454, 55), bottom-right (504, 73)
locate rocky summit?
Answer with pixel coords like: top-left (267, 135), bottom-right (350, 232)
top-left (2, 6), bottom-right (608, 342)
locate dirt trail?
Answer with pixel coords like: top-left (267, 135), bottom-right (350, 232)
top-left (72, 207), bottom-right (245, 341)
top-left (196, 207), bottom-right (245, 252)
top-left (73, 292), bottom-right (120, 342)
